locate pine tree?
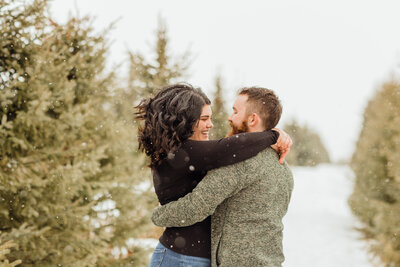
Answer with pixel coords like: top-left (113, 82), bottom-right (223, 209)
top-left (125, 18), bottom-right (190, 104)
top-left (348, 79), bottom-right (400, 266)
top-left (1, 1), bottom-right (153, 265)
top-left (283, 119), bottom-right (330, 166)
top-left (209, 75), bottom-right (230, 139)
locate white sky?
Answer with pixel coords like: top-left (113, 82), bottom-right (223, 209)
top-left (50, 0), bottom-right (400, 162)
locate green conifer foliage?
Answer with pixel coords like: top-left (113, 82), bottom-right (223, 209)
top-left (348, 79), bottom-right (400, 266)
top-left (0, 0), bottom-right (48, 123)
top-left (126, 18), bottom-right (190, 102)
top-left (1, 1), bottom-right (152, 265)
top-left (209, 75), bottom-right (230, 139)
top-left (283, 119), bottom-right (330, 166)
top-left (0, 233), bottom-right (21, 267)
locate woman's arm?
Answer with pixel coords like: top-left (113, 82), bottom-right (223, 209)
top-left (175, 130), bottom-right (279, 172)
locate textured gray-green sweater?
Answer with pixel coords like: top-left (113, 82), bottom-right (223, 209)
top-left (152, 148), bottom-right (294, 267)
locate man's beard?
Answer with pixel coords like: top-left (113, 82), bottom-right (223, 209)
top-left (227, 121), bottom-right (249, 137)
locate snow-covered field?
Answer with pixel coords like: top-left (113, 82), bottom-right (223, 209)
top-left (283, 164), bottom-right (373, 267)
top-left (144, 164), bottom-right (375, 266)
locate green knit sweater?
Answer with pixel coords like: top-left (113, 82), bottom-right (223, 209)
top-left (152, 148), bottom-right (294, 267)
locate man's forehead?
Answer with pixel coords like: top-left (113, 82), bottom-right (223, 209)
top-left (234, 94), bottom-right (248, 107)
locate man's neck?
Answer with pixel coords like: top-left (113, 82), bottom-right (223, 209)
top-left (248, 125), bottom-right (265, 133)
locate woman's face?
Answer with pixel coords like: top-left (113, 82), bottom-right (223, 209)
top-left (190, 105), bottom-right (213, 141)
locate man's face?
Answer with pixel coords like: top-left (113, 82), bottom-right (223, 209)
top-left (228, 94), bottom-right (250, 136)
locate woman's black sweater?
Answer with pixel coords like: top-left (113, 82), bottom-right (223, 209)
top-left (152, 130), bottom-right (279, 258)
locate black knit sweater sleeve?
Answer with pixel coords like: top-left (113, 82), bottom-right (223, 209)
top-left (176, 130), bottom-right (279, 172)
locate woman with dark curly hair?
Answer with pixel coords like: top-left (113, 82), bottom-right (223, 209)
top-left (136, 83), bottom-right (289, 267)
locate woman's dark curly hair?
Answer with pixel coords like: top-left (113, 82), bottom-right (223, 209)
top-left (135, 83), bottom-right (211, 168)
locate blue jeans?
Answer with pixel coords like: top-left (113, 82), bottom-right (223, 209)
top-left (149, 242), bottom-right (211, 267)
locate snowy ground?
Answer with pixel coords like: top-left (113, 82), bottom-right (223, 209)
top-left (142, 164), bottom-right (375, 266)
top-left (283, 164), bottom-right (373, 267)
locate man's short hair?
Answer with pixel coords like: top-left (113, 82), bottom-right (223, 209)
top-left (239, 87), bottom-right (282, 130)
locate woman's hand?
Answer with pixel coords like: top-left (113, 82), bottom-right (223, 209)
top-left (271, 128), bottom-right (293, 164)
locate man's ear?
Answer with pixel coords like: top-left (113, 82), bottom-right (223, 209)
top-left (248, 113), bottom-right (259, 127)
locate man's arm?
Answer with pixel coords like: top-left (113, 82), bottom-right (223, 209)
top-left (151, 150), bottom-right (271, 227)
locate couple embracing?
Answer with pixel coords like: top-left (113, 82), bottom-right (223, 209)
top-left (136, 84), bottom-right (294, 267)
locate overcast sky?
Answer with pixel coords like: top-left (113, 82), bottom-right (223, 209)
top-left (50, 0), bottom-right (400, 161)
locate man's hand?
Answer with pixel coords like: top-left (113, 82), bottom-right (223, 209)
top-left (271, 128), bottom-right (293, 164)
